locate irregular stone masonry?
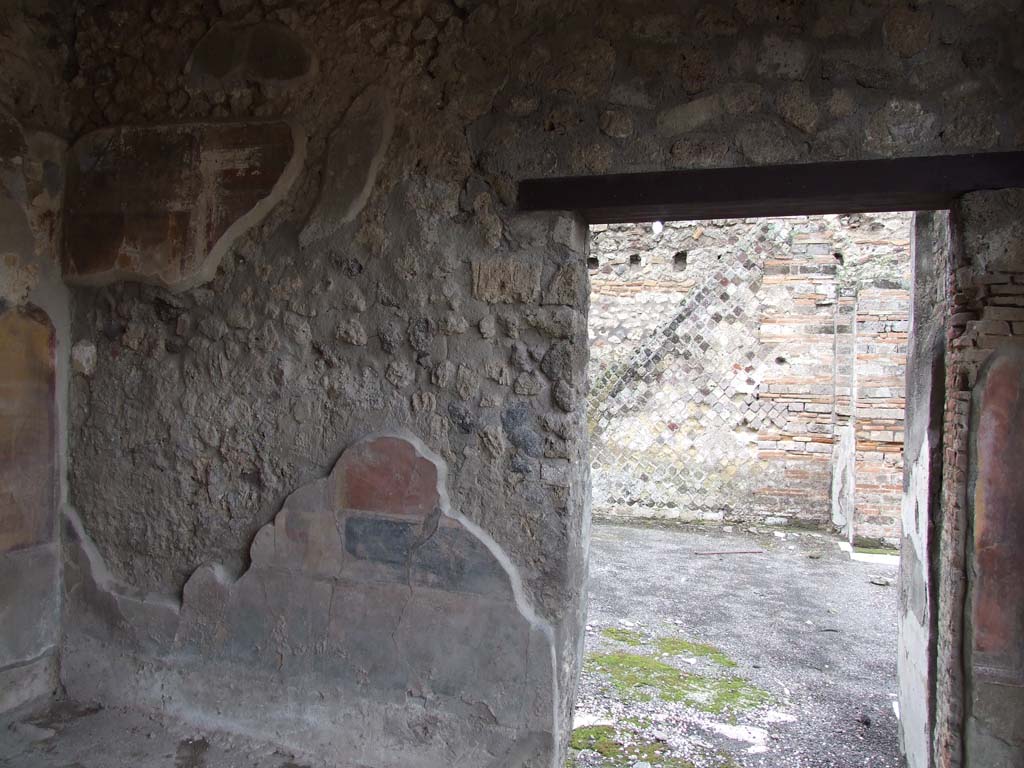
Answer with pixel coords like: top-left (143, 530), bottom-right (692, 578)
top-left (587, 213), bottom-right (911, 541)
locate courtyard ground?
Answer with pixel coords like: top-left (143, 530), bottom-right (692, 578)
top-left (571, 519), bottom-right (900, 768)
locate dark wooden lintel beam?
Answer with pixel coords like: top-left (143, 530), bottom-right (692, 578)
top-left (517, 152), bottom-right (1024, 224)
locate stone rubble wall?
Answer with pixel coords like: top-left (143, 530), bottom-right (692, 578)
top-left (587, 213), bottom-right (911, 541)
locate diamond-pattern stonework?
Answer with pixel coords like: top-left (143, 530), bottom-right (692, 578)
top-left (587, 214), bottom-right (911, 539)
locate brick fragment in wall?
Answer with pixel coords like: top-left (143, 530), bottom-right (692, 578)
top-left (543, 264), bottom-right (585, 307)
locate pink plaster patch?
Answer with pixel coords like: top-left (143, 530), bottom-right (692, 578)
top-left (336, 436), bottom-right (439, 517)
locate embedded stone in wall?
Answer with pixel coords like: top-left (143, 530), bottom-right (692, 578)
top-left (0, 306), bottom-right (56, 553)
top-left (187, 22), bottom-right (314, 88)
top-left (472, 256), bottom-right (542, 304)
top-left (63, 121), bottom-right (303, 291)
top-left (300, 87), bottom-right (394, 246)
top-left (958, 189), bottom-right (1024, 274)
top-left (542, 263), bottom-right (585, 307)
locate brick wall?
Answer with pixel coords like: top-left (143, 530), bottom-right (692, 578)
top-left (854, 288), bottom-right (911, 540)
top-left (588, 213), bottom-right (911, 541)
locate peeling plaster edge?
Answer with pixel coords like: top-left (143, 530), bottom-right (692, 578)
top-left (63, 430), bottom-right (563, 765)
top-left (297, 86), bottom-right (395, 249)
top-left (373, 430), bottom-right (563, 768)
top-left (184, 23), bottom-right (321, 91)
top-left (183, 119), bottom-right (307, 292)
top-left (23, 132), bottom-right (72, 691)
top-left (62, 503), bottom-right (182, 614)
top-left (61, 119), bottom-right (307, 293)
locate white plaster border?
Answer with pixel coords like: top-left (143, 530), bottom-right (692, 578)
top-left (385, 430), bottom-right (563, 768)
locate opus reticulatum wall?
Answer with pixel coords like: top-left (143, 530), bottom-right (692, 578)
top-left (587, 213), bottom-right (910, 542)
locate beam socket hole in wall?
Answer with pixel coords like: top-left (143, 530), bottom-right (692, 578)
top-left (835, 252), bottom-right (845, 265)
top-left (587, 256), bottom-right (600, 270)
top-left (588, 213), bottom-right (910, 541)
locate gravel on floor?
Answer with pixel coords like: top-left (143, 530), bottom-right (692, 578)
top-left (0, 699), bottom-right (317, 768)
top-left (571, 518), bottom-right (900, 768)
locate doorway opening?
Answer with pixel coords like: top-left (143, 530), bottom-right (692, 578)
top-left (571, 212), bottom-right (912, 767)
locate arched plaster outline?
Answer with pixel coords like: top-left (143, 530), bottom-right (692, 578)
top-left (64, 430), bottom-right (561, 768)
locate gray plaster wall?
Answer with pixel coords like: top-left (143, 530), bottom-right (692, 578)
top-left (0, 0), bottom-right (70, 714)
top-left (49, 1), bottom-right (1024, 766)
top-left (898, 211), bottom-right (951, 768)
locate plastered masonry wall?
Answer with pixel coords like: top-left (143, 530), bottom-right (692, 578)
top-left (0, 0), bottom-right (1020, 766)
top-left (587, 213), bottom-right (911, 542)
top-left (0, 0), bottom-right (72, 713)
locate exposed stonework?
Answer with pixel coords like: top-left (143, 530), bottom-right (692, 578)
top-left (0, 108), bottom-right (66, 308)
top-left (0, 1), bottom-right (70, 135)
top-left (587, 214), bottom-right (910, 540)
top-left (63, 121), bottom-right (304, 290)
top-left (63, 434), bottom-right (558, 768)
top-left (0, 109), bottom-right (36, 306)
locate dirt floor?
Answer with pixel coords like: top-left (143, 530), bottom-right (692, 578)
top-left (570, 519), bottom-right (900, 768)
top-left (0, 699), bottom-right (312, 768)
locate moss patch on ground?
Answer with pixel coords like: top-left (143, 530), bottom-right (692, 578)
top-left (567, 725), bottom-right (696, 767)
top-left (655, 637), bottom-right (737, 668)
top-left (588, 652), bottom-right (770, 714)
top-left (854, 546), bottom-right (898, 556)
top-left (570, 725), bottom-right (620, 756)
top-left (601, 627), bottom-right (646, 646)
